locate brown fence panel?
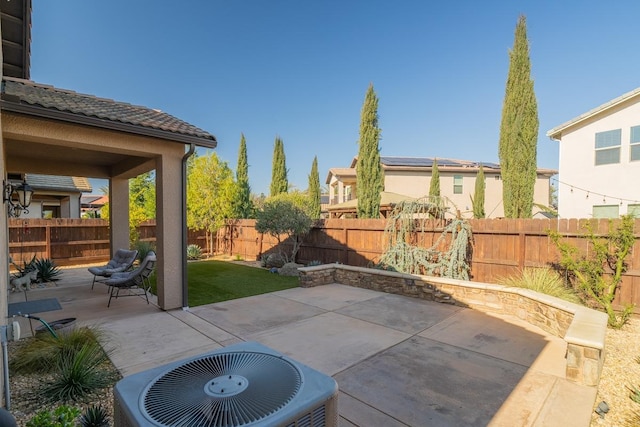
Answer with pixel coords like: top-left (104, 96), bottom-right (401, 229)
top-left (9, 218), bottom-right (111, 267)
top-left (9, 216), bottom-right (640, 309)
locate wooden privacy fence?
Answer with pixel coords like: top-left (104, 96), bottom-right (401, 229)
top-left (8, 217), bottom-right (640, 308)
top-left (8, 218), bottom-right (207, 267)
top-left (216, 218), bottom-right (640, 310)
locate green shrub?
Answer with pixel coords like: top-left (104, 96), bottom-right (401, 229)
top-left (34, 257), bottom-right (62, 282)
top-left (10, 326), bottom-right (105, 374)
top-left (186, 244), bottom-right (202, 260)
top-left (42, 342), bottom-right (112, 402)
top-left (134, 240), bottom-right (156, 261)
top-left (549, 215), bottom-right (636, 328)
top-left (26, 405), bottom-right (81, 427)
top-left (79, 404), bottom-right (110, 427)
top-left (497, 267), bottom-right (581, 304)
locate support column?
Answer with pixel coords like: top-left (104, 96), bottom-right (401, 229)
top-left (109, 178), bottom-right (130, 254)
top-left (0, 110), bottom-right (8, 408)
top-left (155, 154), bottom-right (183, 309)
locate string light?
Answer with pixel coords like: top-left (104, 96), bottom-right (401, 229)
top-left (552, 176), bottom-right (640, 204)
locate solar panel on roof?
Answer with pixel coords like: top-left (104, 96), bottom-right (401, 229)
top-left (381, 157), bottom-right (433, 167)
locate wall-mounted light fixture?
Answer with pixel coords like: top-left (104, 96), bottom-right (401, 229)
top-left (3, 180), bottom-right (33, 217)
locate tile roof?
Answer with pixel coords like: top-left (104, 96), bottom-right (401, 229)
top-left (25, 174), bottom-right (92, 193)
top-left (1, 78), bottom-right (216, 146)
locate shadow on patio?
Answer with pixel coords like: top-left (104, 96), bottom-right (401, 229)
top-left (8, 266), bottom-right (596, 426)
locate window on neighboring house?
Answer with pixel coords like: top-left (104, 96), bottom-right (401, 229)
top-left (630, 126), bottom-right (640, 161)
top-left (595, 129), bottom-right (621, 165)
top-left (453, 175), bottom-right (463, 194)
top-left (592, 205), bottom-right (619, 218)
top-left (628, 204), bottom-right (640, 217)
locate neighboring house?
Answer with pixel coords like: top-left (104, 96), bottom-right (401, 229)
top-left (81, 194), bottom-right (108, 218)
top-left (547, 87), bottom-right (640, 218)
top-left (327, 156), bottom-right (556, 219)
top-left (7, 173), bottom-right (92, 218)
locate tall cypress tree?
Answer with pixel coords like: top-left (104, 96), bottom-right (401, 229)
top-left (429, 158), bottom-right (440, 197)
top-left (308, 156), bottom-right (321, 219)
top-left (233, 133), bottom-right (253, 218)
top-left (270, 136), bottom-right (288, 196)
top-left (356, 83), bottom-right (383, 219)
top-left (498, 15), bottom-right (538, 218)
top-left (472, 165), bottom-right (486, 218)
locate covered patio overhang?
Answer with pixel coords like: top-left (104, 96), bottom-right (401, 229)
top-left (0, 0), bottom-right (219, 410)
top-left (0, 78), bottom-right (217, 315)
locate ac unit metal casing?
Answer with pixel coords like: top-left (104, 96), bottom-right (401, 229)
top-left (114, 341), bottom-right (339, 427)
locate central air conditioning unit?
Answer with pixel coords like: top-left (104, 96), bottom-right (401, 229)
top-left (114, 341), bottom-right (339, 427)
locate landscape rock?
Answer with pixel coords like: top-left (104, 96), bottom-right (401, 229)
top-left (264, 253), bottom-right (285, 268)
top-left (279, 262), bottom-right (303, 277)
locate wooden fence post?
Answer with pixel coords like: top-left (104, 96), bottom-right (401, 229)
top-left (45, 223), bottom-right (51, 260)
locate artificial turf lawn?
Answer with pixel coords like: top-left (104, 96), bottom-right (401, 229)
top-left (152, 260), bottom-right (299, 307)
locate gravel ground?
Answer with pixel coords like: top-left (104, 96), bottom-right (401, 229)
top-left (7, 338), bottom-right (120, 427)
top-left (591, 317), bottom-right (640, 426)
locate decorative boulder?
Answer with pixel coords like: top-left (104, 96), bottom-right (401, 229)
top-left (264, 253), bottom-right (285, 268)
top-left (279, 262), bottom-right (304, 277)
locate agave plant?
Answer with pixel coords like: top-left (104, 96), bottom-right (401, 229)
top-left (79, 404), bottom-right (110, 427)
top-left (34, 257), bottom-right (62, 283)
top-left (186, 244), bottom-right (202, 260)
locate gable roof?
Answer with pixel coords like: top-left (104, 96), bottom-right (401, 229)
top-left (0, 78), bottom-right (217, 147)
top-left (546, 87), bottom-right (640, 140)
top-left (25, 174), bottom-right (92, 193)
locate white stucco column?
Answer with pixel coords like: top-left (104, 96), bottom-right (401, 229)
top-left (109, 178), bottom-right (130, 254)
top-left (155, 153), bottom-right (183, 310)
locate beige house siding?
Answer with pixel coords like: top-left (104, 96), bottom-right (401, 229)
top-left (327, 157), bottom-right (555, 219)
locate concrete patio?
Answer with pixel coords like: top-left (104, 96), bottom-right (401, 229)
top-left (7, 266), bottom-right (597, 426)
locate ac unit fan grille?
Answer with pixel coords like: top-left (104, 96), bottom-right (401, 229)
top-left (141, 351), bottom-right (302, 427)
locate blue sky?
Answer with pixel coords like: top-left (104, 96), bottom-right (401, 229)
top-left (29, 0), bottom-right (640, 195)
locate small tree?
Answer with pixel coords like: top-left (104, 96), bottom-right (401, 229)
top-left (307, 156), bottom-right (321, 219)
top-left (232, 133), bottom-right (253, 218)
top-left (429, 159), bottom-right (440, 197)
top-left (471, 165), bottom-right (486, 218)
top-left (129, 172), bottom-right (155, 245)
top-left (498, 15), bottom-right (538, 218)
top-left (270, 136), bottom-right (288, 197)
top-left (255, 198), bottom-right (312, 263)
top-left (356, 83), bottom-right (383, 219)
top-left (549, 215), bottom-right (636, 328)
top-left (187, 153), bottom-right (236, 254)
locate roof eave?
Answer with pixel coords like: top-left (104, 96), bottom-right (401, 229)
top-left (0, 100), bottom-right (218, 149)
top-left (546, 87), bottom-right (640, 141)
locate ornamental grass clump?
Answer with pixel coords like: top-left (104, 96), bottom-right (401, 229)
top-left (42, 343), bottom-right (112, 402)
top-left (10, 326), bottom-right (105, 374)
top-left (497, 267), bottom-right (580, 303)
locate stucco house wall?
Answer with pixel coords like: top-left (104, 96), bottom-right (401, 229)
top-left (328, 157), bottom-right (555, 218)
top-left (548, 88), bottom-right (640, 218)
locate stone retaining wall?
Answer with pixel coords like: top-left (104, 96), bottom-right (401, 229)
top-left (299, 263), bottom-right (607, 387)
